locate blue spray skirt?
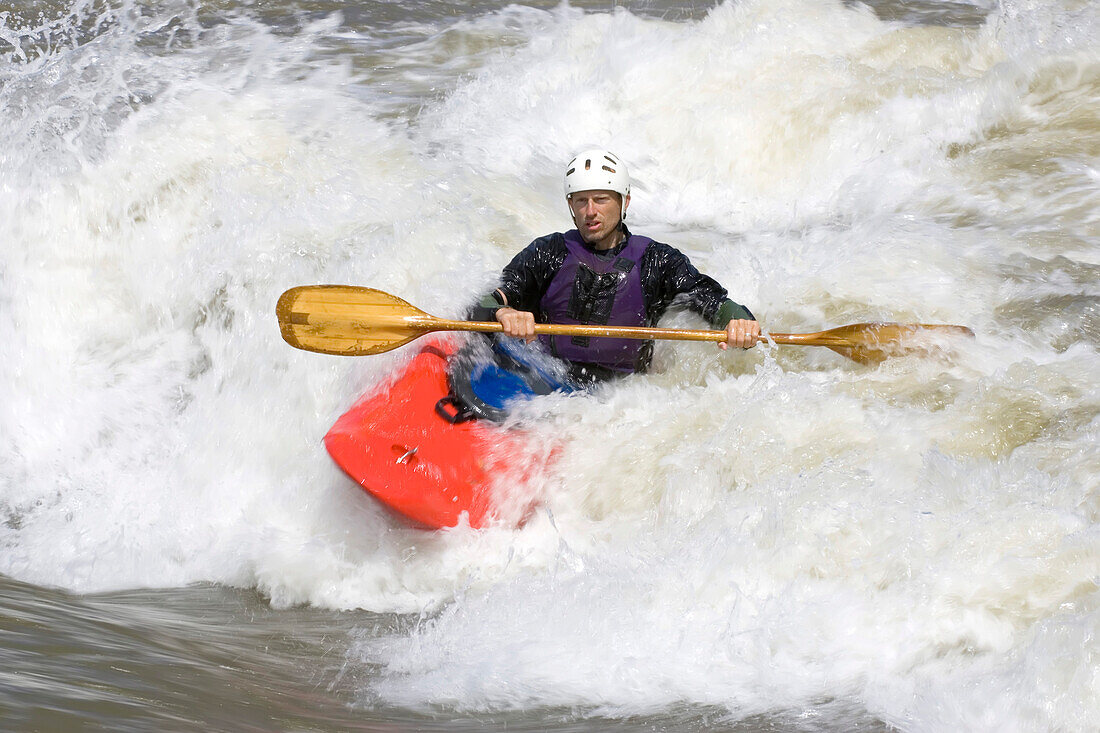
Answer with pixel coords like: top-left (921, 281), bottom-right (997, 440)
top-left (436, 337), bottom-right (577, 423)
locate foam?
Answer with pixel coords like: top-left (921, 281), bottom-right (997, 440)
top-left (1, 0), bottom-right (1098, 727)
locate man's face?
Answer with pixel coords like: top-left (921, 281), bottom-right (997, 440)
top-left (568, 190), bottom-right (629, 247)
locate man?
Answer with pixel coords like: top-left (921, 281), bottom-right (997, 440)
top-left (472, 149), bottom-right (759, 384)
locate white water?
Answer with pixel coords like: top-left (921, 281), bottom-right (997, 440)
top-left (2, 0), bottom-right (1098, 729)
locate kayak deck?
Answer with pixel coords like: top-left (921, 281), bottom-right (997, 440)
top-left (324, 338), bottom-right (530, 529)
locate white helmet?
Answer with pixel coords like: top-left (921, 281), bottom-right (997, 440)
top-left (563, 149), bottom-right (630, 198)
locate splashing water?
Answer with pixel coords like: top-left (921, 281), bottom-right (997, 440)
top-left (1, 0), bottom-right (1098, 729)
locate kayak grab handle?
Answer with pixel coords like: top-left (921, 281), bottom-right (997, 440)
top-left (435, 396), bottom-right (477, 424)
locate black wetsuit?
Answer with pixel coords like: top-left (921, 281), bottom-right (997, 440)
top-left (471, 225), bottom-right (754, 382)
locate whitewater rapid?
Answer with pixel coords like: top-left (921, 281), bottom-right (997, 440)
top-left (2, 0), bottom-right (1098, 729)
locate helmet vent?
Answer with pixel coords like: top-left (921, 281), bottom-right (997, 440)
top-left (602, 165), bottom-right (615, 173)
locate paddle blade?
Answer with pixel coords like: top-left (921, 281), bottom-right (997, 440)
top-left (820, 323), bottom-right (975, 364)
top-left (276, 285), bottom-right (434, 356)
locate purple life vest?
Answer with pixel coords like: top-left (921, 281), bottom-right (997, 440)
top-left (538, 230), bottom-right (652, 372)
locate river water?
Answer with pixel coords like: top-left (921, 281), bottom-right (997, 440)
top-left (2, 0), bottom-right (1098, 730)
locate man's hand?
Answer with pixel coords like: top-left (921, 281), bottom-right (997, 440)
top-left (719, 319), bottom-right (760, 350)
top-left (496, 307), bottom-right (537, 342)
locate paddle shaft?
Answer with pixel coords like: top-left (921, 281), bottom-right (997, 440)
top-left (344, 314), bottom-right (826, 348)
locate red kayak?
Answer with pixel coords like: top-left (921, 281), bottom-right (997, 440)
top-left (324, 338), bottom-right (541, 529)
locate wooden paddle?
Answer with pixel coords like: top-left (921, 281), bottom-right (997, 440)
top-left (276, 285), bottom-right (974, 364)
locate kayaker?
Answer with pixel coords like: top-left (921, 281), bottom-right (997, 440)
top-left (471, 148), bottom-right (760, 384)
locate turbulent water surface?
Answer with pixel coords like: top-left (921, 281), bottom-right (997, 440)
top-left (2, 0), bottom-right (1098, 730)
